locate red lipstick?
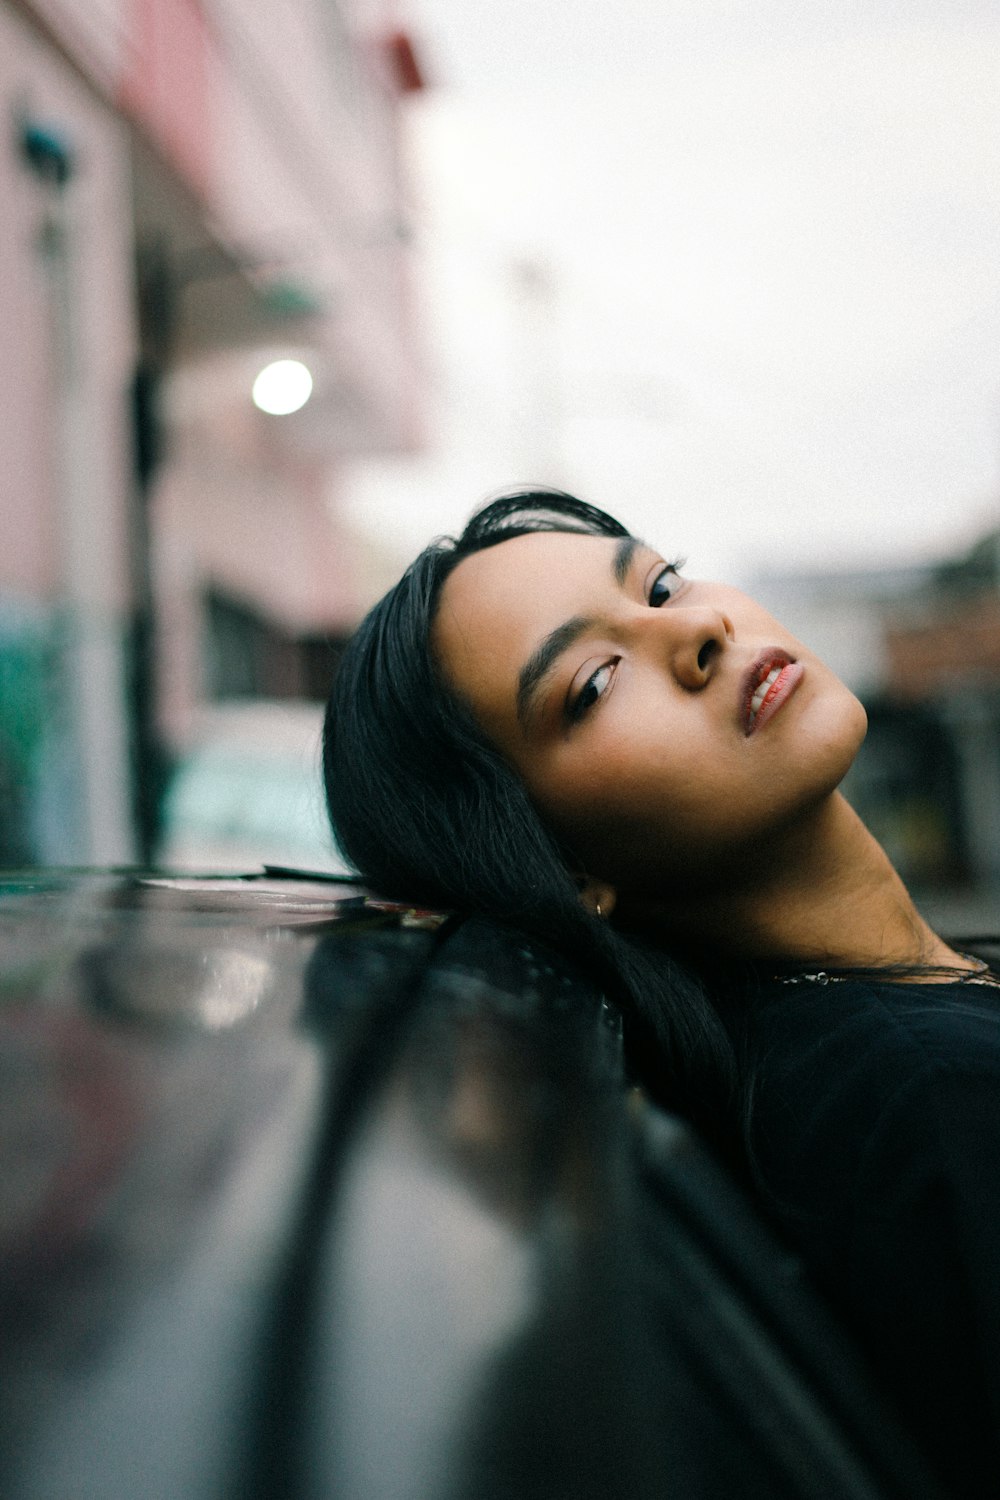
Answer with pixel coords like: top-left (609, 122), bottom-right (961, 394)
top-left (741, 650), bottom-right (804, 736)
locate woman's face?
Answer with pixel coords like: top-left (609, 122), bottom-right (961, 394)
top-left (432, 530), bottom-right (868, 896)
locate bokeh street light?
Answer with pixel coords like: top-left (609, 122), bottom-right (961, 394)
top-left (252, 358), bottom-right (313, 415)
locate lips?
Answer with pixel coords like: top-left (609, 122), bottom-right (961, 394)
top-left (741, 650), bottom-right (803, 735)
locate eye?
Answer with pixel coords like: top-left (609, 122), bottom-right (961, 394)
top-left (567, 658), bottom-right (619, 724)
top-left (648, 561), bottom-right (685, 607)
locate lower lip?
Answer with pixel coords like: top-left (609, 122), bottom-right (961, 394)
top-left (746, 661), bottom-right (805, 736)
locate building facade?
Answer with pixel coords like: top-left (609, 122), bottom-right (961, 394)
top-left (0, 0), bottom-right (424, 862)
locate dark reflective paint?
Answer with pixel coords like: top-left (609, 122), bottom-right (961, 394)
top-left (0, 873), bottom-right (347, 1499)
top-left (0, 872), bottom-right (941, 1499)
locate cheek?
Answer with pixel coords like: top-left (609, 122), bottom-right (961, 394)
top-left (528, 690), bottom-right (868, 889)
top-left (521, 678), bottom-right (729, 855)
top-left (518, 660), bottom-right (867, 884)
top-left (519, 748), bottom-right (642, 872)
top-left (525, 740), bottom-right (715, 881)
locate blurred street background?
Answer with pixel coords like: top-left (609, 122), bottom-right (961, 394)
top-left (0, 0), bottom-right (998, 932)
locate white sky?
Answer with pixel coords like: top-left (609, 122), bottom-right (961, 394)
top-left (342, 0), bottom-right (1000, 585)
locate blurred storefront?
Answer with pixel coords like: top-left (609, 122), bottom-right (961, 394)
top-left (0, 0), bottom-right (424, 863)
top-left (753, 526), bottom-right (1000, 897)
top-left (883, 534), bottom-right (1000, 889)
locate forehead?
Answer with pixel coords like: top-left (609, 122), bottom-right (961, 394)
top-left (432, 529), bottom-right (625, 725)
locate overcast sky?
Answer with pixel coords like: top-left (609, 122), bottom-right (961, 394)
top-left (342, 0), bottom-right (1000, 585)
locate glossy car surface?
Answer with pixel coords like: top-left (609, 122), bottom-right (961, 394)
top-left (0, 869), bottom-right (940, 1499)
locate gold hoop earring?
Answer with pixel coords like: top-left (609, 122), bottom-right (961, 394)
top-left (595, 902), bottom-right (603, 920)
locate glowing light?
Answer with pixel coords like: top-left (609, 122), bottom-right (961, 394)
top-left (252, 359), bottom-right (313, 415)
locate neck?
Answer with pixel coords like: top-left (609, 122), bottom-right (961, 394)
top-left (635, 793), bottom-right (963, 973)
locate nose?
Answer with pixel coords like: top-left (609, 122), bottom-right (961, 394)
top-left (641, 603), bottom-right (735, 690)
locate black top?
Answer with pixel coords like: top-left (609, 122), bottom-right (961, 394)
top-left (749, 974), bottom-right (1000, 1498)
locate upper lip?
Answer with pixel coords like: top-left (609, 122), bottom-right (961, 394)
top-left (740, 649), bottom-right (795, 732)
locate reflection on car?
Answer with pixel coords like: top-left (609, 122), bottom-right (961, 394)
top-left (0, 870), bottom-right (943, 1500)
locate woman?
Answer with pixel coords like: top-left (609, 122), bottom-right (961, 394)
top-left (323, 487), bottom-right (1000, 1496)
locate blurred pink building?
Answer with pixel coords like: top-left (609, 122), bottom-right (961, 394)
top-left (0, 0), bottom-right (424, 862)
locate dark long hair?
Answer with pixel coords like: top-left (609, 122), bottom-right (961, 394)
top-left (322, 489), bottom-right (741, 1154)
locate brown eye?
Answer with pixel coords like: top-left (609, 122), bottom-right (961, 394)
top-left (648, 564), bottom-right (683, 607)
top-left (568, 659), bottom-right (618, 724)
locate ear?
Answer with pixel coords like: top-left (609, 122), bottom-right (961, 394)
top-left (578, 877), bottom-right (617, 921)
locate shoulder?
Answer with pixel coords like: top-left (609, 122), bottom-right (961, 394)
top-left (750, 975), bottom-right (1000, 1087)
top-left (747, 979), bottom-right (1000, 1205)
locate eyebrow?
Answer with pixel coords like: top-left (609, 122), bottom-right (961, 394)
top-left (515, 535), bottom-right (640, 730)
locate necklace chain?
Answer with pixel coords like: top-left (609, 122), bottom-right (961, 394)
top-left (777, 953), bottom-right (1000, 989)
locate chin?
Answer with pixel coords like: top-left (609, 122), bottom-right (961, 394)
top-left (843, 689), bottom-right (869, 761)
top-left (807, 681), bottom-right (868, 781)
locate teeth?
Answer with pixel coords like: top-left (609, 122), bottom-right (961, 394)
top-left (749, 665), bottom-right (783, 722)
